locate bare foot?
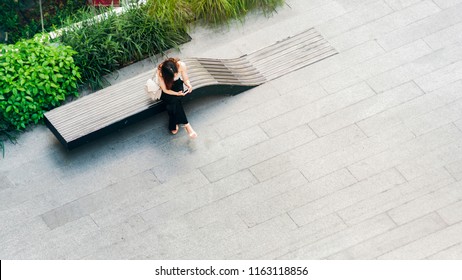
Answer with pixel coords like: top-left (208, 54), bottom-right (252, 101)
top-left (171, 125), bottom-right (179, 135)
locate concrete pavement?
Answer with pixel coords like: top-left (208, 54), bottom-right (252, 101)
top-left (1, 0), bottom-right (462, 259)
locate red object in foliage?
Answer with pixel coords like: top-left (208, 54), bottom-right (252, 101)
top-left (91, 0), bottom-right (120, 6)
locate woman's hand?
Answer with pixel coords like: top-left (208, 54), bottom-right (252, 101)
top-left (185, 84), bottom-right (193, 94)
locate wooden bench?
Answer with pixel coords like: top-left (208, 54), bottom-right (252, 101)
top-left (44, 28), bottom-right (337, 149)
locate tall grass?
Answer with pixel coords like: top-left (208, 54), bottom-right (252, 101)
top-left (121, 3), bottom-right (190, 64)
top-left (58, 4), bottom-right (189, 89)
top-left (245, 0), bottom-right (285, 15)
top-left (188, 0), bottom-right (285, 26)
top-left (190, 0), bottom-right (238, 25)
top-left (146, 0), bottom-right (194, 32)
top-left (58, 7), bottom-right (120, 89)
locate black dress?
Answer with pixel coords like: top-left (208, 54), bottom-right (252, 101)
top-left (160, 78), bottom-right (188, 131)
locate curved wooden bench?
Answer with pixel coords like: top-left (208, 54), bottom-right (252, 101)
top-left (44, 28), bottom-right (337, 149)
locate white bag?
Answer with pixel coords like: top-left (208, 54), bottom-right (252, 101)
top-left (144, 73), bottom-right (162, 101)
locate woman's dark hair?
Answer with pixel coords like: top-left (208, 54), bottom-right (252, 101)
top-left (159, 58), bottom-right (179, 90)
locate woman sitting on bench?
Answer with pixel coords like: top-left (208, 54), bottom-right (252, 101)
top-left (157, 58), bottom-right (197, 139)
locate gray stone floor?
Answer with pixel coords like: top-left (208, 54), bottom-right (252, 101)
top-left (2, 0), bottom-right (462, 259)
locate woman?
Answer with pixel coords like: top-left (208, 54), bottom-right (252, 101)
top-left (157, 58), bottom-right (197, 138)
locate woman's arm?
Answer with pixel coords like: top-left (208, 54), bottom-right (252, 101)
top-left (179, 62), bottom-right (193, 93)
top-left (157, 70), bottom-right (184, 96)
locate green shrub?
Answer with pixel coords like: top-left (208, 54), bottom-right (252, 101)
top-left (58, 4), bottom-right (189, 89)
top-left (0, 35), bottom-right (81, 130)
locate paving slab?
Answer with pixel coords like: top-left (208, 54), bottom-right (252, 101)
top-left (378, 221), bottom-right (462, 259)
top-left (328, 212), bottom-right (448, 259)
top-left (377, 2), bottom-right (462, 51)
top-left (280, 214), bottom-right (396, 259)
